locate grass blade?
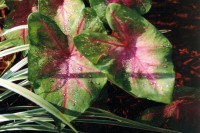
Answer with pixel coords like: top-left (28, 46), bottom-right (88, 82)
top-left (8, 75), bottom-right (28, 82)
top-left (0, 78), bottom-right (77, 132)
top-left (0, 80), bottom-right (29, 102)
top-left (0, 39), bottom-right (22, 50)
top-left (0, 106), bottom-right (39, 112)
top-left (9, 68), bottom-right (28, 78)
top-left (1, 57), bottom-right (27, 79)
top-left (0, 125), bottom-right (76, 133)
top-left (0, 45), bottom-right (29, 58)
top-left (0, 25), bottom-right (28, 36)
top-left (82, 108), bottom-right (180, 133)
top-left (0, 114), bottom-right (52, 122)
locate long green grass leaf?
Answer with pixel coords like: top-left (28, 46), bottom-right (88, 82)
top-left (82, 108), bottom-right (180, 133)
top-left (0, 78), bottom-right (77, 132)
top-left (9, 68), bottom-right (28, 78)
top-left (8, 75), bottom-right (28, 82)
top-left (1, 57), bottom-right (27, 79)
top-left (0, 25), bottom-right (28, 36)
top-left (0, 90), bottom-right (14, 102)
top-left (75, 119), bottom-right (135, 128)
top-left (0, 38), bottom-right (23, 50)
top-left (0, 106), bottom-right (39, 112)
top-left (0, 125), bottom-right (75, 133)
top-left (0, 115), bottom-right (52, 122)
top-left (0, 80), bottom-right (29, 102)
top-left (0, 44), bottom-right (29, 58)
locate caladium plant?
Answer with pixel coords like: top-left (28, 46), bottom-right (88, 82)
top-left (74, 3), bottom-right (175, 104)
top-left (28, 0), bottom-right (107, 121)
top-left (27, 0), bottom-right (174, 123)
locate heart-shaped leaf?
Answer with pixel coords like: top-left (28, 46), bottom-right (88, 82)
top-left (39, 0), bottom-right (106, 43)
top-left (140, 87), bottom-right (200, 133)
top-left (74, 3), bottom-right (175, 104)
top-left (89, 0), bottom-right (151, 21)
top-left (28, 12), bottom-right (107, 121)
top-left (39, 0), bottom-right (84, 36)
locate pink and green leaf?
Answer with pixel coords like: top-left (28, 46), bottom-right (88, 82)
top-left (74, 3), bottom-right (175, 104)
top-left (39, 0), bottom-right (106, 44)
top-left (28, 12), bottom-right (107, 121)
top-left (39, 0), bottom-right (85, 36)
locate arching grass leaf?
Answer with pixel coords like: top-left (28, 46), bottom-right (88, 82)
top-left (74, 3), bottom-right (175, 104)
top-left (28, 12), bottom-right (107, 121)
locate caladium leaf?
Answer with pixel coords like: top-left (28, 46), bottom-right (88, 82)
top-left (89, 0), bottom-right (151, 21)
top-left (28, 12), bottom-right (107, 121)
top-left (74, 3), bottom-right (175, 104)
top-left (39, 0), bottom-right (106, 44)
top-left (39, 0), bottom-right (85, 36)
top-left (139, 87), bottom-right (200, 133)
top-left (88, 0), bottom-right (107, 22)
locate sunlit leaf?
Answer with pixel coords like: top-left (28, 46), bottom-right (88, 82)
top-left (74, 3), bottom-right (175, 103)
top-left (39, 0), bottom-right (84, 37)
top-left (28, 12), bottom-right (107, 121)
